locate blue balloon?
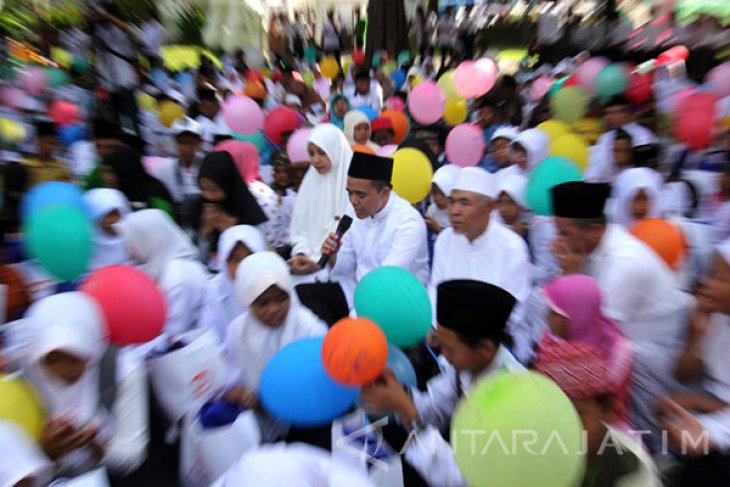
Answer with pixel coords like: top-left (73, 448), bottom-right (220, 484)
top-left (387, 344), bottom-right (418, 388)
top-left (358, 106), bottom-right (378, 122)
top-left (259, 337), bottom-right (360, 427)
top-left (20, 182), bottom-right (88, 222)
top-left (58, 124), bottom-right (86, 147)
top-left (391, 69), bottom-right (406, 89)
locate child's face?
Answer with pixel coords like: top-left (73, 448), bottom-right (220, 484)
top-left (479, 106), bottom-right (495, 127)
top-left (308, 143), bottom-right (333, 174)
top-left (100, 209), bottom-right (122, 236)
top-left (546, 309), bottom-right (569, 338)
top-left (353, 123), bottom-right (371, 145)
top-left (199, 99), bottom-right (220, 119)
top-left (511, 146), bottom-right (528, 170)
top-left (101, 164), bottom-right (119, 189)
top-left (38, 135), bottom-right (58, 158)
top-left (43, 350), bottom-right (88, 384)
top-left (432, 183), bottom-right (448, 210)
top-left (199, 177), bottom-right (226, 202)
top-left (436, 325), bottom-right (497, 375)
top-left (356, 78), bottom-right (370, 94)
top-left (251, 285), bottom-right (290, 328)
top-left (497, 192), bottom-right (522, 226)
top-left (226, 242), bottom-right (253, 280)
top-left (372, 129), bottom-right (394, 147)
top-left (492, 138), bottom-right (510, 165)
top-left (273, 165), bottom-right (291, 189)
top-left (176, 134), bottom-right (202, 161)
top-left (631, 189), bottom-right (650, 222)
top-left (333, 98), bottom-right (349, 119)
top-left (613, 139), bottom-right (632, 168)
top-left (425, 138), bottom-right (441, 157)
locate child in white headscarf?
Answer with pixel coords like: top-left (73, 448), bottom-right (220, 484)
top-left (425, 164), bottom-right (460, 235)
top-left (0, 419), bottom-right (53, 487)
top-left (343, 110), bottom-right (379, 152)
top-left (82, 188), bottom-right (132, 272)
top-left (198, 225), bottom-right (267, 343)
top-left (224, 252), bottom-right (327, 408)
top-left (114, 209), bottom-right (209, 337)
top-left (609, 167), bottom-right (664, 228)
top-left (496, 173), bottom-right (529, 239)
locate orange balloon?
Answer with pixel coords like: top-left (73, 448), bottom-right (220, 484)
top-left (630, 218), bottom-right (687, 269)
top-left (244, 80), bottom-right (266, 100)
top-left (380, 109), bottom-right (410, 144)
top-left (351, 144), bottom-right (376, 155)
top-left (321, 318), bottom-right (388, 386)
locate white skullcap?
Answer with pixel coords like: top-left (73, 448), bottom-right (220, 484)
top-left (452, 167), bottom-right (496, 199)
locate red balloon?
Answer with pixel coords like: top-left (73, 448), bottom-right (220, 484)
top-left (48, 100), bottom-right (79, 126)
top-left (625, 72), bottom-right (654, 104)
top-left (656, 45), bottom-right (689, 67)
top-left (81, 265), bottom-right (166, 345)
top-left (673, 92), bottom-right (716, 150)
top-left (264, 107), bottom-right (299, 146)
top-left (352, 48), bottom-right (365, 65)
top-left (246, 70), bottom-right (264, 83)
top-left (563, 75), bottom-right (580, 87)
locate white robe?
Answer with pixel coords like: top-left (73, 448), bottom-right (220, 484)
top-left (584, 123), bottom-right (658, 183)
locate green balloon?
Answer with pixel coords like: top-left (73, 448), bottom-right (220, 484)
top-left (232, 131), bottom-right (266, 151)
top-left (547, 76), bottom-right (568, 98)
top-left (71, 58), bottom-right (93, 75)
top-left (304, 45), bottom-right (317, 63)
top-left (301, 71), bottom-right (315, 87)
top-left (46, 68), bottom-right (70, 88)
top-left (354, 266), bottom-right (432, 348)
top-left (24, 204), bottom-right (93, 281)
top-left (595, 63), bottom-right (629, 99)
top-left (397, 51), bottom-right (411, 66)
top-left (451, 371), bottom-right (585, 487)
top-left (526, 156), bottom-right (582, 216)
top-left (550, 86), bottom-right (588, 125)
top-left (372, 52), bottom-right (382, 68)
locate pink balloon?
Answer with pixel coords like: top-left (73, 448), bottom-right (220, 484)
top-left (577, 56), bottom-right (610, 94)
top-left (530, 76), bottom-right (556, 101)
top-left (446, 124), bottom-right (485, 167)
top-left (386, 97), bottom-right (405, 112)
top-left (142, 156), bottom-right (169, 176)
top-left (48, 100), bottom-right (79, 126)
top-left (223, 96), bottom-right (265, 135)
top-left (673, 92), bottom-right (716, 150)
top-left (705, 62), bottom-right (730, 99)
top-left (453, 58), bottom-right (498, 99)
top-left (19, 67), bottom-right (48, 96)
top-left (408, 81), bottom-right (446, 125)
top-left (286, 128), bottom-right (312, 163)
top-left (1, 87), bottom-right (24, 109)
top-left (377, 144), bottom-right (398, 157)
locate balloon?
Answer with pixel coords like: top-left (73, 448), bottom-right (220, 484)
top-left (286, 128), bottom-right (312, 163)
top-left (320, 56), bottom-right (340, 80)
top-left (380, 110), bottom-right (409, 144)
top-left (159, 100), bottom-right (185, 128)
top-left (244, 80), bottom-right (266, 100)
top-left (392, 148), bottom-right (433, 203)
top-left (19, 66), bottom-right (48, 95)
top-left (526, 157), bottom-right (583, 216)
top-left (351, 144), bottom-right (375, 155)
top-left (23, 204), bottom-right (93, 281)
top-left (51, 47), bottom-right (73, 68)
top-left (626, 72), bottom-right (654, 104)
top-left (410, 75), bottom-right (424, 88)
top-left (443, 99), bottom-right (468, 126)
top-left (244, 48), bottom-right (266, 69)
top-left (547, 76), bottom-right (569, 98)
top-left (673, 92), bottom-right (716, 150)
top-left (630, 219), bottom-right (687, 269)
top-left (358, 106), bottom-right (378, 122)
top-left (572, 118), bottom-right (604, 145)
top-left (304, 45), bottom-right (317, 63)
top-left (0, 374), bottom-right (46, 442)
top-left (536, 119), bottom-right (571, 141)
top-left (223, 96), bottom-right (265, 135)
top-left (1, 87), bottom-right (24, 109)
top-left (656, 45), bottom-right (689, 67)
top-left (385, 97), bottom-right (405, 112)
top-left (397, 50), bottom-right (411, 66)
top-left (81, 265), bottom-right (166, 345)
top-left (705, 62), bottom-right (730, 99)
top-left (446, 124), bottom-right (485, 167)
top-left (453, 58), bottom-right (498, 99)
top-left (58, 124), bottom-right (86, 147)
top-left (390, 69), bottom-right (407, 89)
top-left (264, 107), bottom-right (298, 146)
top-left (372, 51), bottom-right (382, 68)
top-left (47, 100), bottom-right (79, 126)
top-left (595, 63), bottom-right (629, 99)
top-left (437, 70), bottom-right (461, 102)
top-left (549, 133), bottom-right (589, 172)
top-left (451, 371), bottom-right (585, 487)
top-left (46, 68), bottom-right (70, 88)
top-left (352, 48), bottom-right (365, 65)
top-left (231, 131), bottom-right (266, 152)
top-left (377, 144), bottom-right (398, 157)
top-left (530, 75), bottom-right (556, 101)
top-left (550, 87), bottom-right (587, 125)
top-left (20, 181), bottom-right (87, 222)
top-left (563, 75), bottom-right (580, 87)
top-left (577, 56), bottom-right (609, 94)
top-left (322, 318), bottom-right (388, 386)
top-left (354, 266), bottom-right (432, 348)
top-left (137, 92), bottom-right (158, 113)
top-left (0, 118), bottom-right (27, 145)
top-left (409, 81), bottom-right (446, 125)
top-left (301, 71), bottom-right (315, 87)
top-left (386, 344), bottom-right (417, 388)
top-left (259, 337), bottom-right (359, 426)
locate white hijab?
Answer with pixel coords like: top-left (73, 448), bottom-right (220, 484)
top-left (114, 209), bottom-right (198, 281)
top-left (431, 164), bottom-right (461, 196)
top-left (0, 420), bottom-right (53, 487)
top-left (610, 167), bottom-right (664, 228)
top-left (343, 110), bottom-right (379, 151)
top-left (83, 188), bottom-right (132, 271)
top-left (496, 173), bottom-right (528, 209)
top-left (510, 128), bottom-right (550, 172)
top-left (289, 124), bottom-right (354, 261)
top-left (227, 252), bottom-right (327, 391)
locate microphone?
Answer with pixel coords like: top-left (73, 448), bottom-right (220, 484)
top-left (318, 215), bottom-right (353, 268)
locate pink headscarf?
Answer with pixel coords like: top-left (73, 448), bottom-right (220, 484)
top-left (214, 140), bottom-right (262, 184)
top-left (542, 274), bottom-right (625, 360)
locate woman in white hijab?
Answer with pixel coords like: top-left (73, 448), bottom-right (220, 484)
top-left (343, 110), bottom-right (380, 152)
top-left (287, 124), bottom-right (353, 280)
top-left (504, 128), bottom-right (550, 177)
top-left (114, 209), bottom-right (208, 337)
top-left (609, 167), bottom-right (664, 228)
top-left (425, 164), bottom-right (460, 234)
top-left (224, 252), bottom-right (327, 408)
top-left (83, 188), bottom-right (132, 272)
top-left (198, 225), bottom-right (267, 344)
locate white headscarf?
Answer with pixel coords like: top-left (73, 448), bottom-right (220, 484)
top-left (718, 239), bottom-right (730, 265)
top-left (431, 164), bottom-right (461, 197)
top-left (83, 189), bottom-right (132, 271)
top-left (496, 173), bottom-right (528, 209)
top-left (511, 128), bottom-right (550, 172)
top-left (0, 420), bottom-right (53, 487)
top-left (610, 167), bottom-right (664, 228)
top-left (343, 110), bottom-right (379, 151)
top-left (114, 209), bottom-right (198, 280)
top-left (289, 125), bottom-right (354, 261)
top-left (227, 252), bottom-right (327, 391)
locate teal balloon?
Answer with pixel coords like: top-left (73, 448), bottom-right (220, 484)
top-left (23, 204), bottom-right (93, 281)
top-left (595, 63), bottom-right (629, 99)
top-left (232, 131), bottom-right (266, 151)
top-left (547, 76), bottom-right (568, 98)
top-left (387, 344), bottom-right (417, 388)
top-left (71, 58), bottom-right (93, 74)
top-left (526, 156), bottom-right (583, 216)
top-left (46, 68), bottom-right (70, 88)
top-left (354, 266), bottom-right (432, 348)
top-left (372, 52), bottom-right (382, 68)
top-left (397, 51), bottom-right (411, 66)
top-left (304, 45), bottom-right (317, 63)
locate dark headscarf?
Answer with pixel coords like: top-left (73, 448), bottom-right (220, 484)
top-left (102, 146), bottom-right (173, 207)
top-left (197, 151), bottom-right (268, 226)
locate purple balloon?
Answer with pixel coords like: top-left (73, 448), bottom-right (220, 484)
top-left (286, 128), bottom-right (312, 163)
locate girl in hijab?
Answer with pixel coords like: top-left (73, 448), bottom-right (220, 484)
top-left (328, 93), bottom-right (350, 130)
top-left (536, 274), bottom-right (634, 422)
top-left (198, 225), bottom-right (266, 344)
top-left (504, 128), bottom-right (549, 177)
top-left (425, 164), bottom-right (459, 236)
top-left (609, 167), bottom-right (664, 228)
top-left (287, 124), bottom-right (353, 279)
top-left (343, 110), bottom-right (379, 151)
top-left (115, 209), bottom-right (208, 337)
top-left (496, 173), bottom-right (529, 240)
top-left (100, 146), bottom-right (175, 217)
top-left (82, 188), bottom-right (132, 272)
top-left (224, 252), bottom-right (327, 408)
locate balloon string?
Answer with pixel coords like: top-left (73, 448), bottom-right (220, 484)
top-left (424, 341), bottom-right (444, 371)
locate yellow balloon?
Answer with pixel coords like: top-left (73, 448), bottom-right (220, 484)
top-left (392, 148), bottom-right (433, 204)
top-left (159, 101), bottom-right (185, 128)
top-left (262, 68), bottom-right (272, 78)
top-left (410, 75), bottom-right (424, 88)
top-left (437, 70), bottom-right (461, 103)
top-left (572, 118), bottom-right (603, 145)
top-left (550, 133), bottom-right (590, 172)
top-left (536, 119), bottom-right (571, 141)
top-left (320, 56), bottom-right (340, 80)
top-left (443, 100), bottom-right (468, 126)
top-left (0, 374), bottom-right (46, 442)
top-left (137, 93), bottom-right (158, 114)
top-left (0, 118), bottom-right (27, 145)
top-left (51, 47), bottom-right (73, 69)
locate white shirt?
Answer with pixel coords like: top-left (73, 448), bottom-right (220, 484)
top-left (345, 82), bottom-right (383, 113)
top-left (155, 155), bottom-right (203, 203)
top-left (696, 315), bottom-right (730, 452)
top-left (332, 192), bottom-right (430, 303)
top-left (584, 123), bottom-right (659, 183)
top-left (160, 259), bottom-right (209, 337)
top-left (195, 112), bottom-right (230, 145)
top-left (140, 20), bottom-right (166, 55)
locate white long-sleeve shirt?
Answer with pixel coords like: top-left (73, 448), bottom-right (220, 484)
top-left (160, 259), bottom-right (208, 337)
top-left (584, 123), bottom-right (658, 183)
top-left (345, 83), bottom-right (383, 113)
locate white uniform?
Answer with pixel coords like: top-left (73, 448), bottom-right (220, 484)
top-left (345, 83), bottom-right (384, 113)
top-left (584, 123), bottom-right (658, 183)
top-left (195, 112), bottom-right (230, 146)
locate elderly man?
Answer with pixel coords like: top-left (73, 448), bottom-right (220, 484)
top-left (430, 167), bottom-right (532, 362)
